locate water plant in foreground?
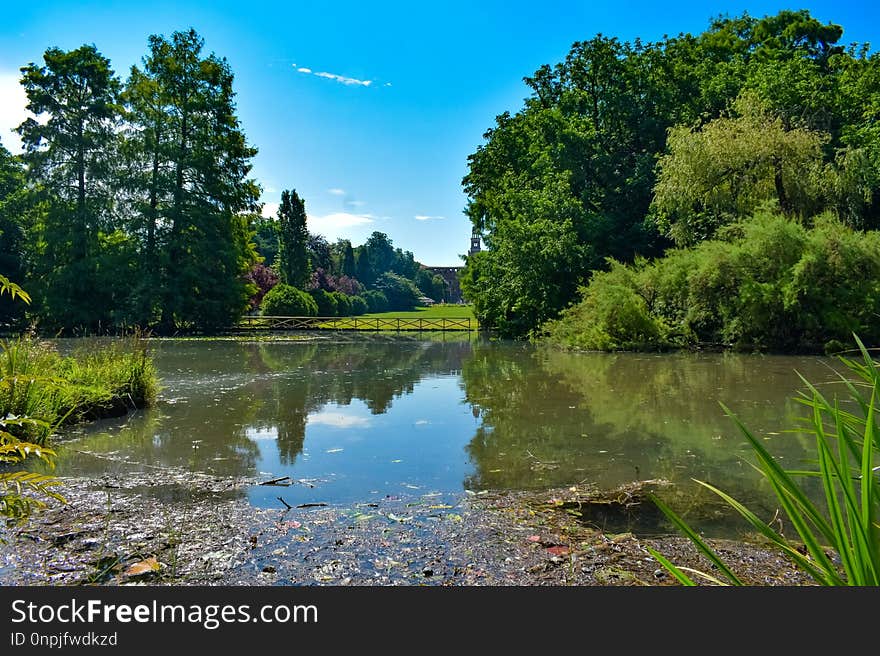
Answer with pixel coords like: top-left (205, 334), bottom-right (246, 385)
top-left (0, 275), bottom-right (64, 525)
top-left (649, 336), bottom-right (880, 585)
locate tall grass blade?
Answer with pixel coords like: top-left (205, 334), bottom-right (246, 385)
top-left (648, 493), bottom-right (744, 585)
top-left (646, 547), bottom-right (697, 586)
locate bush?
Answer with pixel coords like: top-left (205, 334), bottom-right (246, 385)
top-left (349, 295), bottom-right (368, 315)
top-left (331, 292), bottom-right (352, 316)
top-left (362, 290), bottom-right (389, 313)
top-left (260, 284), bottom-right (318, 316)
top-left (543, 262), bottom-right (669, 351)
top-left (375, 272), bottom-right (421, 311)
top-left (309, 288), bottom-right (338, 316)
top-left (544, 211), bottom-right (880, 351)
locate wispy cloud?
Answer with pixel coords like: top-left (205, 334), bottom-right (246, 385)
top-left (414, 215), bottom-right (445, 221)
top-left (327, 188), bottom-right (346, 196)
top-left (315, 71), bottom-right (372, 87)
top-left (294, 64), bottom-right (388, 88)
top-left (346, 199), bottom-right (367, 207)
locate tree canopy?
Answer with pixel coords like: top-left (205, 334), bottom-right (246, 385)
top-left (461, 9), bottom-right (880, 337)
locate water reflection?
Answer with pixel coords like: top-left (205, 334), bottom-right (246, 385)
top-left (461, 343), bottom-right (836, 513)
top-left (54, 338), bottom-right (478, 505)
top-left (50, 337), bottom-right (841, 518)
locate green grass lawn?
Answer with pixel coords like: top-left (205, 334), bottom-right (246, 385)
top-left (361, 304), bottom-right (476, 320)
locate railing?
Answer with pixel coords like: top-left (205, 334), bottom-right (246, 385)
top-left (236, 316), bottom-right (476, 331)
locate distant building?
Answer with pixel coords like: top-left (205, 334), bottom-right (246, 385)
top-left (424, 230), bottom-right (482, 304)
top-left (424, 266), bottom-right (463, 303)
top-left (468, 228), bottom-right (482, 256)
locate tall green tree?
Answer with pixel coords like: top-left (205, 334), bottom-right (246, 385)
top-left (335, 238), bottom-right (356, 277)
top-left (17, 44), bottom-right (123, 330)
top-left (277, 189), bottom-right (310, 288)
top-left (128, 29), bottom-right (260, 331)
top-left (0, 141), bottom-right (30, 326)
top-left (307, 233), bottom-right (332, 273)
top-left (252, 214), bottom-right (279, 266)
top-left (461, 9), bottom-right (875, 337)
top-left (120, 58), bottom-right (174, 325)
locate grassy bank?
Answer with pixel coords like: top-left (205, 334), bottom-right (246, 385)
top-left (361, 304), bottom-right (477, 321)
top-left (1, 336), bottom-right (158, 445)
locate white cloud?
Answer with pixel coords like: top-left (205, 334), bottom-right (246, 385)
top-left (309, 211), bottom-right (373, 228)
top-left (0, 72), bottom-right (30, 153)
top-left (246, 427), bottom-right (278, 441)
top-left (261, 201), bottom-right (279, 218)
top-left (414, 215), bottom-right (445, 221)
top-left (346, 199), bottom-right (367, 207)
top-left (293, 63), bottom-right (385, 88)
top-left (327, 188), bottom-right (346, 196)
top-left (307, 411), bottom-right (370, 429)
top-left (307, 211), bottom-right (374, 241)
top-left (314, 71), bottom-right (372, 87)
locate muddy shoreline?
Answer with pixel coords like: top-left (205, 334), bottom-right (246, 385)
top-left (0, 472), bottom-right (813, 586)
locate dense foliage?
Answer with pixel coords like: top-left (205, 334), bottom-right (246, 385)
top-left (1, 33), bottom-right (450, 333)
top-left (462, 10), bottom-right (880, 338)
top-left (260, 284), bottom-right (318, 317)
top-left (276, 189), bottom-right (310, 288)
top-left (375, 273), bottom-right (422, 311)
top-left (1, 30), bottom-right (261, 333)
top-left (542, 211), bottom-right (880, 352)
top-left (1, 276), bottom-right (158, 523)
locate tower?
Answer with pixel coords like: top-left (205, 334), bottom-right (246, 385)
top-left (468, 229), bottom-right (481, 256)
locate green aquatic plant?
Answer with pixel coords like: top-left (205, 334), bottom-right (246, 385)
top-left (650, 336), bottom-right (880, 585)
top-left (0, 276), bottom-right (65, 525)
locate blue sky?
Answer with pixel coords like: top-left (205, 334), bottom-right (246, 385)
top-left (1, 1), bottom-right (877, 266)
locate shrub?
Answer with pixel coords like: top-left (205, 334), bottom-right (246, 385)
top-left (331, 292), bottom-right (352, 316)
top-left (349, 295), bottom-right (368, 315)
top-left (543, 211), bottom-right (880, 351)
top-left (260, 284), bottom-right (318, 316)
top-left (362, 290), bottom-right (389, 313)
top-left (375, 272), bottom-right (421, 311)
top-left (309, 288), bottom-right (338, 316)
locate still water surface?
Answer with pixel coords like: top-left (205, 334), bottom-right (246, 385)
top-left (52, 337), bottom-right (842, 514)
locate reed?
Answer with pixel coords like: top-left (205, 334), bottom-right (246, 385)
top-left (650, 336), bottom-right (880, 585)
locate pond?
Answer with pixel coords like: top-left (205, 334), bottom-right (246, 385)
top-left (50, 336), bottom-right (843, 526)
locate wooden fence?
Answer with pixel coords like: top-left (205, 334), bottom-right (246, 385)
top-left (236, 315), bottom-right (476, 332)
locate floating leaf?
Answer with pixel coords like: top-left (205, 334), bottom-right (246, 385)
top-left (545, 546), bottom-right (570, 557)
top-left (124, 557), bottom-right (161, 577)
